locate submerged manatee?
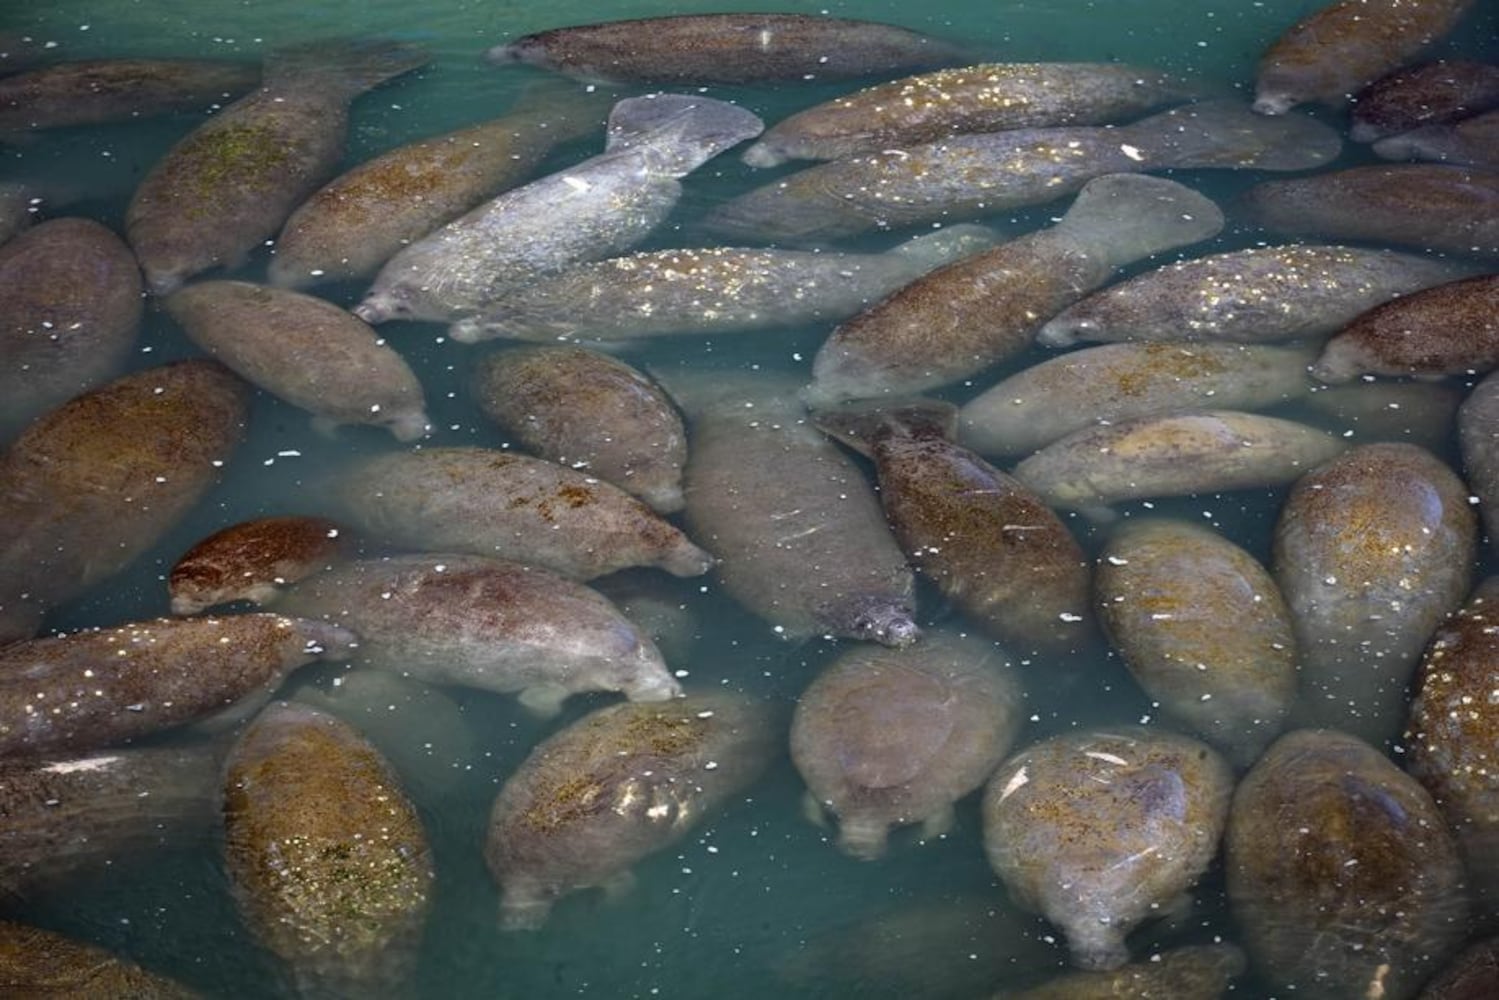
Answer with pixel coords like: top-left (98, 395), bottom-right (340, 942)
top-left (169, 514), bottom-right (349, 615)
top-left (0, 57), bottom-right (259, 131)
top-left (1350, 59), bottom-right (1499, 142)
top-left (0, 921), bottom-right (200, 998)
top-left (998, 944), bottom-right (1247, 1000)
top-left (1461, 370), bottom-right (1499, 556)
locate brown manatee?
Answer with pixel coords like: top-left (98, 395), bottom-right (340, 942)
top-left (223, 701), bottom-right (433, 997)
top-left (0, 360), bottom-right (249, 644)
top-left (125, 39), bottom-right (428, 294)
top-left (484, 693), bottom-right (774, 930)
top-left (169, 514), bottom-right (349, 615)
top-left (485, 14), bottom-right (967, 85)
top-left (0, 614), bottom-right (356, 758)
top-left (1351, 59), bottom-right (1499, 142)
top-left (0, 920), bottom-right (200, 998)
top-left (1227, 728), bottom-right (1468, 999)
top-left (803, 174), bottom-right (1223, 405)
top-left (1312, 273), bottom-right (1499, 382)
top-left (791, 628), bottom-right (1023, 860)
top-left (277, 554), bottom-right (680, 716)
top-left (471, 346), bottom-right (687, 513)
top-left (742, 61), bottom-right (1198, 167)
top-left (1253, 0), bottom-right (1476, 115)
top-left (1460, 369), bottom-right (1499, 555)
top-left (814, 400), bottom-right (1093, 652)
top-left (996, 944), bottom-right (1247, 1000)
top-left (1097, 518), bottom-right (1298, 767)
top-left (335, 446), bottom-right (711, 581)
top-left (0, 57), bottom-right (258, 131)
top-left (1273, 443), bottom-right (1476, 746)
top-left (0, 217), bottom-right (143, 439)
top-left (981, 726), bottom-right (1233, 971)
top-left (1376, 109), bottom-right (1499, 169)
top-left (657, 366), bottom-right (918, 646)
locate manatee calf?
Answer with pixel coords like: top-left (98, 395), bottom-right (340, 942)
top-left (334, 446), bottom-right (711, 581)
top-left (659, 367), bottom-right (918, 646)
top-left (224, 701), bottom-right (432, 997)
top-left (959, 342), bottom-right (1315, 458)
top-left (1376, 108), bottom-right (1499, 169)
top-left (1000, 945), bottom-right (1247, 1000)
top-left (278, 554), bottom-right (680, 716)
top-left (1038, 243), bottom-right (1474, 348)
top-left (269, 86), bottom-right (608, 288)
top-left (1012, 410), bottom-right (1347, 518)
top-left (703, 101), bottom-right (1338, 244)
top-left (1350, 59), bottom-right (1499, 142)
top-left (804, 174), bottom-right (1223, 404)
top-left (742, 61), bottom-right (1198, 167)
top-left (163, 280), bottom-right (430, 440)
top-left (981, 726), bottom-right (1233, 971)
top-left (484, 693), bottom-right (774, 930)
top-left (354, 94), bottom-right (763, 325)
top-left (791, 628), bottom-right (1023, 860)
top-left (0, 217), bottom-right (143, 439)
top-left (1311, 273), bottom-right (1499, 383)
top-left (0, 56), bottom-right (259, 131)
top-left (485, 13), bottom-right (966, 85)
top-left (1273, 443), bottom-right (1476, 746)
top-left (0, 614), bottom-right (356, 758)
top-left (1241, 164), bottom-right (1499, 257)
top-left (449, 225), bottom-right (998, 345)
top-left (0, 360), bottom-right (249, 644)
top-left (0, 921), bottom-right (199, 998)
top-left (472, 346), bottom-right (687, 513)
top-left (815, 400), bottom-right (1093, 652)
top-left (169, 514), bottom-right (348, 615)
top-left (1461, 370), bottom-right (1499, 556)
top-left (1097, 519), bottom-right (1297, 767)
top-left (126, 39), bottom-right (428, 294)
top-left (1228, 728), bottom-right (1468, 999)
top-left (1253, 0), bottom-right (1477, 115)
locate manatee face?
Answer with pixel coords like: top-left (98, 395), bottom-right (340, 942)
top-left (353, 286), bottom-right (417, 325)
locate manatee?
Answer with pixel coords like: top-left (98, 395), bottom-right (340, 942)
top-left (657, 367), bottom-right (918, 646)
top-left (1012, 410), bottom-right (1347, 517)
top-left (791, 628), bottom-right (1023, 860)
top-left (449, 225), bottom-right (999, 345)
top-left (1296, 379), bottom-right (1463, 452)
top-left (0, 217), bottom-right (143, 439)
top-left (0, 57), bottom-right (259, 131)
top-left (1418, 936), bottom-right (1499, 999)
top-left (484, 693), bottom-right (774, 930)
top-left (1038, 243), bottom-right (1474, 348)
top-left (0, 920), bottom-right (200, 999)
top-left (1460, 369), bottom-right (1499, 556)
top-left (334, 447), bottom-right (711, 581)
top-left (1097, 518), bottom-right (1298, 767)
top-left (1273, 443), bottom-right (1476, 746)
top-left (1350, 59), bottom-right (1499, 142)
top-left (1241, 164), bottom-right (1499, 257)
top-left (742, 61), bottom-right (1198, 167)
top-left (223, 701), bottom-right (432, 997)
top-left (471, 346), bottom-right (687, 513)
top-left (1227, 728), bottom-right (1468, 999)
top-left (0, 181), bottom-right (34, 247)
top-left (959, 342), bottom-right (1316, 459)
top-left (1376, 108), bottom-right (1499, 169)
top-left (126, 39), bottom-right (428, 294)
top-left (981, 726), bottom-right (1233, 971)
top-left (354, 94), bottom-right (763, 325)
top-left (997, 944), bottom-right (1247, 1000)
top-left (814, 400), bottom-right (1093, 651)
top-left (163, 280), bottom-right (430, 441)
top-left (1253, 0), bottom-right (1477, 115)
top-left (0, 360), bottom-right (249, 644)
top-left (0, 744), bottom-right (221, 898)
top-left (485, 13), bottom-right (967, 85)
top-left (1312, 274), bottom-right (1499, 383)
top-left (1406, 577), bottom-right (1499, 910)
top-left (590, 570), bottom-right (700, 668)
top-left (277, 554), bottom-right (680, 716)
top-left (169, 514), bottom-right (349, 615)
top-left (702, 101), bottom-right (1338, 244)
top-left (269, 85), bottom-right (608, 288)
top-left (803, 174), bottom-right (1223, 405)
top-left (0, 613), bottom-right (356, 758)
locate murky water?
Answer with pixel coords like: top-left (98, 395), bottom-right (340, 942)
top-left (3, 0), bottom-right (1498, 996)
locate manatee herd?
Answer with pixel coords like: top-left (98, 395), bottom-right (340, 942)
top-left (0, 2), bottom-right (1497, 997)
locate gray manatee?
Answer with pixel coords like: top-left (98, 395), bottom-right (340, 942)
top-left (1375, 109), bottom-right (1499, 169)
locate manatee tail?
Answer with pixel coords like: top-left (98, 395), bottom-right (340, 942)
top-left (887, 223), bottom-right (1003, 268)
top-left (1125, 100), bottom-right (1343, 171)
top-left (604, 94), bottom-right (764, 175)
top-left (812, 398), bottom-right (958, 457)
top-left (1052, 174), bottom-right (1225, 268)
top-left (264, 38), bottom-right (429, 100)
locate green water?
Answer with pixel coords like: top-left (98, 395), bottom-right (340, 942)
top-left (3, 0), bottom-right (1498, 996)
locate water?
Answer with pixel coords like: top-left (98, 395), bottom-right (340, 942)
top-left (2, 0), bottom-right (1498, 996)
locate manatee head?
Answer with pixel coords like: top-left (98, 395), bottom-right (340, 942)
top-left (352, 285), bottom-right (417, 325)
top-left (485, 37), bottom-right (548, 68)
top-left (817, 593), bottom-right (920, 648)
